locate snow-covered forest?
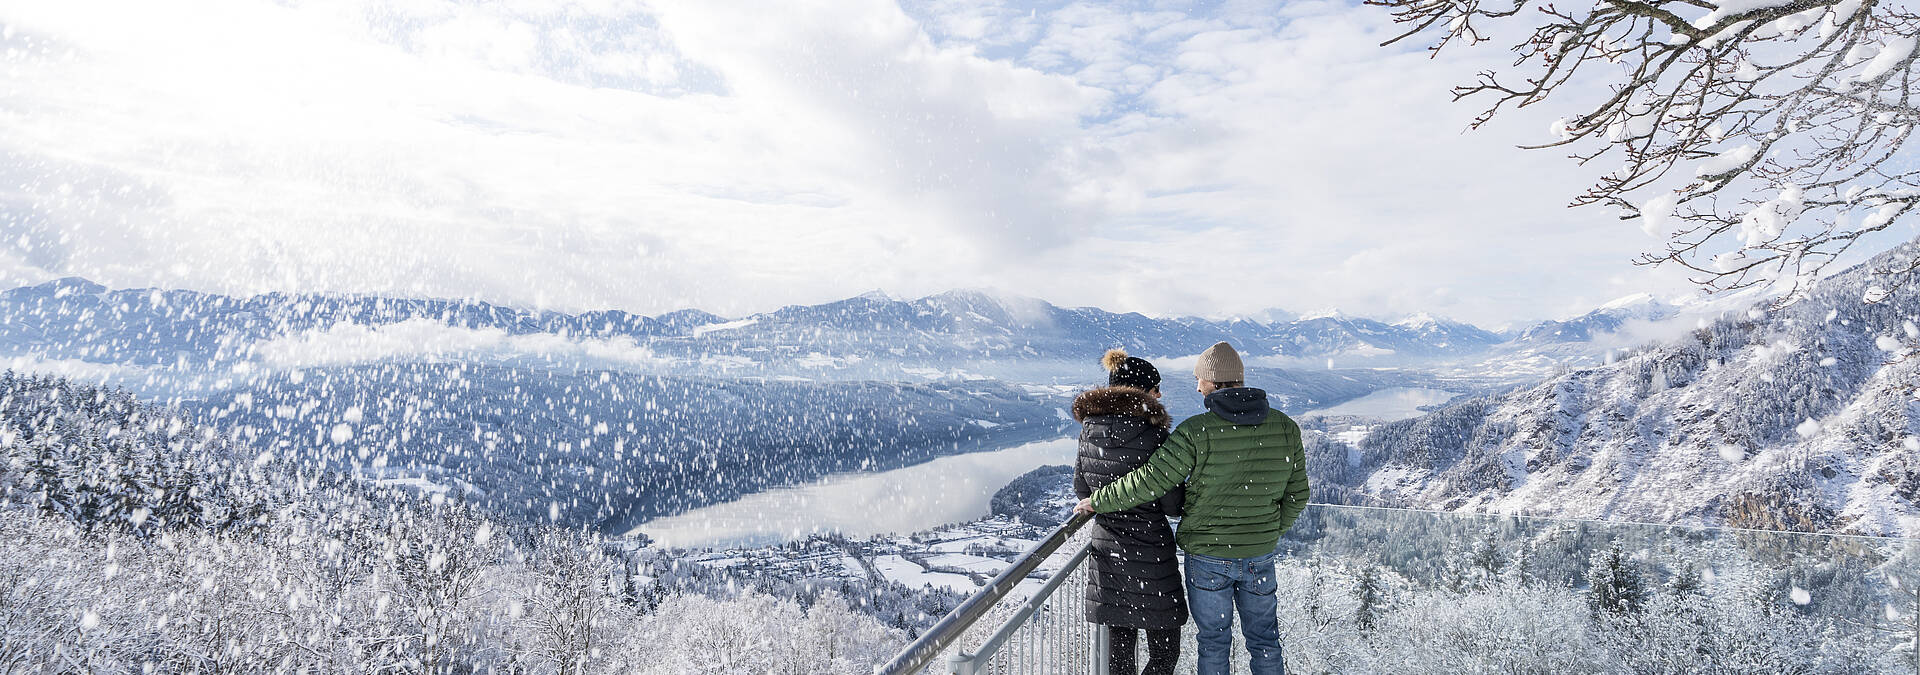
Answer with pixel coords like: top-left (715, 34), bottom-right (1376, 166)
top-left (0, 371), bottom-right (923, 672)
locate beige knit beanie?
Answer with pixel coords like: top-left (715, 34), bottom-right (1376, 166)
top-left (1193, 341), bottom-right (1244, 383)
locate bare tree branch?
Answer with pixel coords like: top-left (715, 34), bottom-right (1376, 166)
top-left (1367, 0), bottom-right (1920, 304)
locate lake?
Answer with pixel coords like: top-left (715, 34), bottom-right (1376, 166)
top-left (628, 437), bottom-right (1077, 548)
top-left (1303, 387), bottom-right (1458, 420)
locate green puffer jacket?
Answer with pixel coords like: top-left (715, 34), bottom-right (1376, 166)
top-left (1089, 387), bottom-right (1310, 559)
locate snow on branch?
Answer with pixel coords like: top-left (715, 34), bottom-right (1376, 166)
top-left (1370, 0), bottom-right (1920, 302)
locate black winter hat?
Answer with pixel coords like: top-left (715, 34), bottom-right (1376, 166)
top-left (1101, 348), bottom-right (1161, 391)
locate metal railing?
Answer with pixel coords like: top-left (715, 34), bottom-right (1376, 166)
top-left (946, 540), bottom-right (1096, 674)
top-left (874, 511), bottom-right (1097, 675)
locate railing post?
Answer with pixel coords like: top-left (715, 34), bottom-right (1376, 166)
top-left (947, 649), bottom-right (976, 675)
top-left (1092, 624), bottom-right (1109, 674)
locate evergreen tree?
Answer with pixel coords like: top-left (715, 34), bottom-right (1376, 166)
top-left (1587, 544), bottom-right (1647, 615)
top-left (1470, 531), bottom-right (1502, 588)
top-left (1505, 538), bottom-right (1537, 588)
top-left (1355, 564), bottom-right (1385, 633)
top-left (1666, 561), bottom-right (1704, 599)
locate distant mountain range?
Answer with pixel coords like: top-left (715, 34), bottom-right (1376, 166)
top-left (0, 277), bottom-right (1716, 382)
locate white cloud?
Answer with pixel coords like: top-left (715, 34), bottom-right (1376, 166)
top-left (0, 0), bottom-right (1699, 325)
top-left (249, 318), bottom-right (675, 370)
top-left (2, 354), bottom-right (158, 384)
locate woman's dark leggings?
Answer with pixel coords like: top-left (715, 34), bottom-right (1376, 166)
top-left (1107, 626), bottom-right (1180, 675)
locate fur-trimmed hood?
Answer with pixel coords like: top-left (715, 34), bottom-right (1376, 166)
top-left (1072, 386), bottom-right (1171, 429)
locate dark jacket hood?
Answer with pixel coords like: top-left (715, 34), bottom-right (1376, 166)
top-left (1072, 386), bottom-right (1172, 429)
top-left (1205, 387), bottom-right (1270, 425)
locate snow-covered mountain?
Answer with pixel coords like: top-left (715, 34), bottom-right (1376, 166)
top-left (0, 279), bottom-right (1600, 380)
top-left (1313, 244), bottom-right (1920, 537)
top-left (1511, 293), bottom-right (1678, 344)
top-left (666, 288), bottom-right (1510, 365)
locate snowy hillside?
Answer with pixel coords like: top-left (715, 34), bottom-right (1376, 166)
top-left (1313, 244), bottom-right (1920, 537)
top-left (0, 371), bottom-right (923, 673)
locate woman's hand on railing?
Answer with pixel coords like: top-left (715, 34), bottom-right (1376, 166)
top-left (1073, 498), bottom-right (1095, 515)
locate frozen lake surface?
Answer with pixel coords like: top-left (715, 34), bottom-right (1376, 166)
top-left (1303, 387), bottom-right (1458, 421)
top-left (629, 437), bottom-right (1076, 548)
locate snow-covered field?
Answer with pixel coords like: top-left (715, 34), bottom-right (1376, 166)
top-left (874, 555), bottom-right (978, 593)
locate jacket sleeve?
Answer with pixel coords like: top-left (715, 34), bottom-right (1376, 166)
top-left (1275, 436), bottom-right (1312, 533)
top-left (1073, 452), bottom-right (1091, 500)
top-left (1090, 423), bottom-right (1196, 513)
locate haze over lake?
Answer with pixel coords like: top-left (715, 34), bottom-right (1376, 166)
top-left (631, 438), bottom-right (1077, 548)
top-left (1303, 387), bottom-right (1458, 421)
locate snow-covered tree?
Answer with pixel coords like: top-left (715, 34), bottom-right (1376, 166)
top-left (1371, 0), bottom-right (1920, 300)
top-left (1587, 543), bottom-right (1649, 615)
top-left (1355, 564), bottom-right (1387, 632)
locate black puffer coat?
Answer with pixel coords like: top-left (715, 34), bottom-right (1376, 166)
top-left (1073, 387), bottom-right (1187, 630)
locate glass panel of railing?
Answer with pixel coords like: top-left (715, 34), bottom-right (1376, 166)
top-left (940, 529), bottom-right (1096, 675)
top-left (1155, 504), bottom-right (1920, 675)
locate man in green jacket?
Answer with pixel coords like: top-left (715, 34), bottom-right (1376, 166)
top-left (1075, 341), bottom-right (1309, 675)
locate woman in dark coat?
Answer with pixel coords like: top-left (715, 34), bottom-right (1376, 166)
top-left (1073, 348), bottom-right (1185, 675)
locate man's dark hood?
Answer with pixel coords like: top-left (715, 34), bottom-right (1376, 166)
top-left (1204, 387), bottom-right (1270, 425)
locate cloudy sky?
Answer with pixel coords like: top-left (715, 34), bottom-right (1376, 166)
top-left (0, 0), bottom-right (1714, 326)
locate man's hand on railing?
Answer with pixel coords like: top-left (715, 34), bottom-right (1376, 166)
top-left (1073, 498), bottom-right (1096, 515)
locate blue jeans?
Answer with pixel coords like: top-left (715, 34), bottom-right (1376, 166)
top-left (1185, 549), bottom-right (1284, 675)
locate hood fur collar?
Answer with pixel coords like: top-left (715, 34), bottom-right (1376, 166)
top-left (1072, 386), bottom-right (1171, 429)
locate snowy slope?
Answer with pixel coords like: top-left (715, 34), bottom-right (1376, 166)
top-left (1325, 244), bottom-right (1920, 536)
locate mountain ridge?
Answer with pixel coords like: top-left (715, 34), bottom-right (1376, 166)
top-left (1308, 244), bottom-right (1920, 537)
top-left (0, 276), bottom-right (1707, 371)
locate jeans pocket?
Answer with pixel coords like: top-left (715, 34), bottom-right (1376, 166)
top-left (1244, 561), bottom-right (1278, 597)
top-left (1186, 558), bottom-right (1233, 592)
